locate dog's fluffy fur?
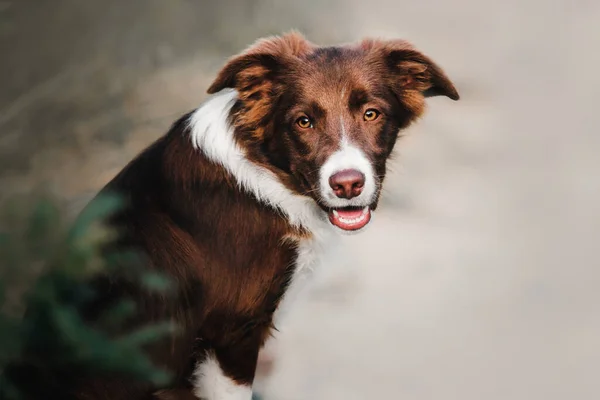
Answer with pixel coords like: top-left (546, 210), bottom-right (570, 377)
top-left (7, 32), bottom-right (458, 400)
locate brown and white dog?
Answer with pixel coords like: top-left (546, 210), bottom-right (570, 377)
top-left (74, 32), bottom-right (458, 399)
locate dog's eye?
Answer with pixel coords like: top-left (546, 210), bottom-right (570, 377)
top-left (296, 116), bottom-right (313, 129)
top-left (363, 109), bottom-right (380, 122)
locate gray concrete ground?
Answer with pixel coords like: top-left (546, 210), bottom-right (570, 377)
top-left (1, 1), bottom-right (599, 399)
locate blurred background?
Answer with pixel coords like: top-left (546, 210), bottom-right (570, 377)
top-left (1, 0), bottom-right (599, 399)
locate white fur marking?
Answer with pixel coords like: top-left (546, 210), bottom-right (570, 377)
top-left (272, 234), bottom-right (337, 327)
top-left (319, 134), bottom-right (378, 209)
top-left (192, 353), bottom-right (253, 400)
top-left (339, 116), bottom-right (347, 140)
top-left (188, 88), bottom-right (331, 235)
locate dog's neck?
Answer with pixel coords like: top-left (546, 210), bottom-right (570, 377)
top-left (187, 89), bottom-right (334, 240)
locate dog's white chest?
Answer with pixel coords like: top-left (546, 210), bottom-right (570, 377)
top-left (272, 233), bottom-right (334, 329)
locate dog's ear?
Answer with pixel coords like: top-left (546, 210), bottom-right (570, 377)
top-left (207, 31), bottom-right (313, 94)
top-left (362, 39), bottom-right (459, 104)
top-left (207, 32), bottom-right (313, 139)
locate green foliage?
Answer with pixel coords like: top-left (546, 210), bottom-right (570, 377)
top-left (0, 191), bottom-right (176, 399)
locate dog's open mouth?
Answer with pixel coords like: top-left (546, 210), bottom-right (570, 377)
top-left (327, 206), bottom-right (371, 231)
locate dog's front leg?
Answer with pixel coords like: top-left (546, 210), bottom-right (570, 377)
top-left (191, 337), bottom-right (260, 400)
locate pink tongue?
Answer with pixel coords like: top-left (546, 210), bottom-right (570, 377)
top-left (335, 208), bottom-right (364, 219)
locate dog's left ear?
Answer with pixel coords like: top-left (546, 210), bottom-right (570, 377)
top-left (363, 39), bottom-right (459, 102)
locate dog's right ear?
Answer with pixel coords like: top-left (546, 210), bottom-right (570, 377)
top-left (207, 31), bottom-right (313, 95)
top-left (207, 32), bottom-right (313, 140)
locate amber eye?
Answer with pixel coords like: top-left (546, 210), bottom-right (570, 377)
top-left (296, 116), bottom-right (313, 129)
top-left (363, 109), bottom-right (380, 122)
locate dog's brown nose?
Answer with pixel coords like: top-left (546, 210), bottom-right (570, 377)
top-left (328, 169), bottom-right (365, 199)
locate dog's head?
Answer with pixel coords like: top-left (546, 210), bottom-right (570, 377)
top-left (208, 32), bottom-right (458, 232)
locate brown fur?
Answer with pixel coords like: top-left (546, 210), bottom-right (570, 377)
top-left (4, 32), bottom-right (458, 399)
top-left (209, 32), bottom-right (458, 212)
